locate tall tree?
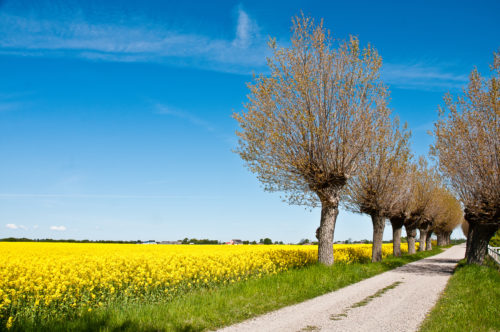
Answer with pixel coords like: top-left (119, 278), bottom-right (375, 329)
top-left (385, 158), bottom-right (413, 257)
top-left (345, 119), bottom-right (411, 262)
top-left (421, 186), bottom-right (462, 250)
top-left (405, 158), bottom-right (439, 253)
top-left (417, 184), bottom-right (441, 252)
top-left (431, 52), bottom-right (500, 264)
top-left (432, 188), bottom-right (463, 246)
top-left (234, 15), bottom-right (389, 265)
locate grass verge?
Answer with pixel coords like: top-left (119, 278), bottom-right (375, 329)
top-left (419, 257), bottom-right (500, 332)
top-left (12, 247), bottom-right (444, 332)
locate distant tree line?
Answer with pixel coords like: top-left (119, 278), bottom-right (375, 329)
top-left (0, 237), bottom-right (293, 245)
top-left (181, 238), bottom-right (220, 244)
top-left (0, 238), bottom-right (137, 244)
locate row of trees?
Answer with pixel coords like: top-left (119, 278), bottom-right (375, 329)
top-left (344, 149), bottom-right (465, 260)
top-left (431, 52), bottom-right (499, 264)
top-left (235, 15), bottom-right (497, 265)
top-left (346, 153), bottom-right (464, 260)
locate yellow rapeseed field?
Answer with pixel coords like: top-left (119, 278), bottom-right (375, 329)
top-left (0, 242), bottom-right (408, 328)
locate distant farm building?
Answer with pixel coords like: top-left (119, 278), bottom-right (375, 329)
top-left (225, 239), bottom-right (243, 245)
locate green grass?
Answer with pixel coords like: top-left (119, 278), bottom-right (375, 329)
top-left (350, 281), bottom-right (402, 308)
top-left (490, 229), bottom-right (500, 247)
top-left (11, 248), bottom-right (444, 332)
top-left (419, 257), bottom-right (500, 332)
top-left (329, 280), bottom-right (402, 321)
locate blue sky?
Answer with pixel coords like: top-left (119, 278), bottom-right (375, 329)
top-left (0, 0), bottom-right (498, 242)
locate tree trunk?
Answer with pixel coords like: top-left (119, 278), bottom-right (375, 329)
top-left (436, 233), bottom-right (445, 246)
top-left (418, 229), bottom-right (427, 252)
top-left (405, 225), bottom-right (417, 254)
top-left (425, 230), bottom-right (433, 251)
top-left (390, 217), bottom-right (404, 257)
top-left (438, 232), bottom-right (451, 246)
top-left (465, 223), bottom-right (473, 259)
top-left (317, 200), bottom-right (339, 265)
top-left (371, 213), bottom-right (385, 262)
top-left (466, 222), bottom-right (499, 265)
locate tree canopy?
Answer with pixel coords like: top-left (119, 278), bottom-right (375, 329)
top-left (234, 15), bottom-right (390, 265)
top-left (235, 15), bottom-right (389, 207)
top-left (344, 117), bottom-right (411, 261)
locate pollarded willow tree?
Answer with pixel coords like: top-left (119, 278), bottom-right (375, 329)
top-left (431, 52), bottom-right (500, 264)
top-left (405, 158), bottom-right (440, 254)
top-left (422, 186), bottom-right (462, 251)
top-left (385, 157), bottom-right (413, 257)
top-left (422, 187), bottom-right (444, 250)
top-left (432, 188), bottom-right (463, 247)
top-left (345, 119), bottom-right (411, 262)
top-left (234, 15), bottom-right (390, 265)
top-left (417, 184), bottom-right (442, 252)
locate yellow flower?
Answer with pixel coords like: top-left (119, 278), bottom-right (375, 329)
top-left (6, 316), bottom-right (13, 329)
top-left (0, 242), bottom-right (404, 324)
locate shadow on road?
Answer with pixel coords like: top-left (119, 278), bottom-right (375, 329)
top-left (394, 260), bottom-right (458, 276)
top-left (422, 258), bottom-right (461, 264)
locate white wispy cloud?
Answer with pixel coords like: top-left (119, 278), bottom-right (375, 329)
top-left (155, 104), bottom-right (215, 132)
top-left (232, 7), bottom-right (259, 49)
top-left (382, 62), bottom-right (468, 91)
top-left (50, 225), bottom-right (66, 231)
top-left (0, 93), bottom-right (32, 113)
top-left (0, 8), bottom-right (269, 74)
top-left (0, 92), bottom-right (33, 113)
top-left (0, 5), bottom-right (467, 87)
top-left (0, 193), bottom-right (221, 199)
top-left (0, 101), bottom-right (23, 112)
top-left (6, 223), bottom-right (34, 230)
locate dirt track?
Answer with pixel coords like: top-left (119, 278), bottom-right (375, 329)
top-left (218, 244), bottom-right (465, 332)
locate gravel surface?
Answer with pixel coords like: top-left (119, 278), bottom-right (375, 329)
top-left (218, 244), bottom-right (465, 332)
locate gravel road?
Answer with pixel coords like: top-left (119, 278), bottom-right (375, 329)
top-left (218, 244), bottom-right (465, 332)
